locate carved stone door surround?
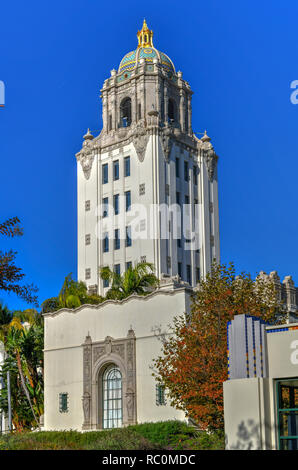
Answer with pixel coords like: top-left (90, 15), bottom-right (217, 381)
top-left (82, 329), bottom-right (137, 430)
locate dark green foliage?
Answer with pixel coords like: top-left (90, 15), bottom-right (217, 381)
top-left (100, 262), bottom-right (159, 300)
top-left (41, 273), bottom-right (104, 313)
top-left (0, 218), bottom-right (38, 305)
top-left (0, 421), bottom-right (225, 450)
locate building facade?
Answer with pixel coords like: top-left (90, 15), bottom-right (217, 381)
top-left (224, 314), bottom-right (298, 450)
top-left (76, 20), bottom-right (220, 296)
top-left (258, 271), bottom-right (298, 322)
top-left (44, 21), bottom-right (220, 431)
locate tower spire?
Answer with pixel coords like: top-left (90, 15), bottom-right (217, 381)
top-left (137, 19), bottom-right (154, 48)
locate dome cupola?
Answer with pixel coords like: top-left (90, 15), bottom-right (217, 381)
top-left (118, 20), bottom-right (175, 74)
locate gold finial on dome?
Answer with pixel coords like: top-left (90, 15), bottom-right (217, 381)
top-left (137, 19), bottom-right (154, 48)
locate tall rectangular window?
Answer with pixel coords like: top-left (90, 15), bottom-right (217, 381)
top-left (113, 160), bottom-right (119, 181)
top-left (176, 192), bottom-right (180, 205)
top-left (196, 268), bottom-right (200, 283)
top-left (126, 261), bottom-right (132, 270)
top-left (124, 156), bottom-right (130, 177)
top-left (114, 229), bottom-right (120, 250)
top-left (175, 158), bottom-right (180, 178)
top-left (126, 226), bottom-right (132, 247)
top-left (103, 197), bottom-right (108, 218)
top-left (125, 191), bottom-right (131, 212)
top-left (103, 267), bottom-right (109, 288)
top-left (102, 163), bottom-right (108, 184)
top-left (85, 268), bottom-right (91, 280)
top-left (114, 194), bottom-right (119, 215)
top-left (193, 166), bottom-right (198, 185)
top-left (187, 265), bottom-right (192, 285)
top-left (277, 379), bottom-right (298, 450)
top-left (59, 393), bottom-right (68, 413)
top-left (178, 262), bottom-right (182, 278)
top-left (184, 161), bottom-right (188, 182)
top-left (114, 264), bottom-right (121, 276)
top-left (156, 384), bottom-right (166, 406)
top-left (103, 233), bottom-right (109, 253)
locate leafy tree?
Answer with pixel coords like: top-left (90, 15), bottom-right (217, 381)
top-left (100, 262), bottom-right (159, 300)
top-left (153, 262), bottom-right (285, 431)
top-left (0, 217), bottom-right (38, 305)
top-left (40, 297), bottom-right (61, 314)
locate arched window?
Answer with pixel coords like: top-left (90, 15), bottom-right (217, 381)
top-left (120, 97), bottom-right (132, 127)
top-left (102, 364), bottom-right (122, 429)
top-left (168, 98), bottom-right (176, 123)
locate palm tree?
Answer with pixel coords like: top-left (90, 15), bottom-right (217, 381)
top-left (0, 306), bottom-right (44, 430)
top-left (5, 325), bottom-right (40, 429)
top-left (100, 262), bottom-right (159, 300)
top-left (41, 274), bottom-right (104, 313)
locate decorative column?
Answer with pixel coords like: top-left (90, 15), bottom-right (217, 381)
top-left (102, 91), bottom-right (108, 133)
top-left (125, 329), bottom-right (137, 425)
top-left (82, 334), bottom-right (92, 430)
top-left (179, 90), bottom-right (186, 133)
top-left (187, 94), bottom-right (192, 135)
top-left (164, 84), bottom-right (168, 126)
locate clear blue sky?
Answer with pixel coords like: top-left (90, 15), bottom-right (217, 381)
top-left (1, 0), bottom-right (298, 311)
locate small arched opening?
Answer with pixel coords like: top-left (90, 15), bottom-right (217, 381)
top-left (120, 97), bottom-right (132, 127)
top-left (168, 98), bottom-right (176, 123)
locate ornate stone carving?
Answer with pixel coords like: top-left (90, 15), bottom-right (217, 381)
top-left (132, 123), bottom-right (149, 162)
top-left (202, 146), bottom-right (218, 182)
top-left (126, 388), bottom-right (135, 420)
top-left (76, 149), bottom-right (95, 180)
top-left (112, 344), bottom-right (125, 359)
top-left (93, 346), bottom-right (105, 363)
top-left (82, 392), bottom-right (91, 425)
top-left (161, 129), bottom-right (173, 162)
top-left (82, 335), bottom-right (92, 428)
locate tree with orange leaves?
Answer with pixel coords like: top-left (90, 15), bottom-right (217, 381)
top-left (153, 262), bottom-right (284, 431)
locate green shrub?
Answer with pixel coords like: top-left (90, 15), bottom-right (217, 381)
top-left (0, 421), bottom-right (224, 450)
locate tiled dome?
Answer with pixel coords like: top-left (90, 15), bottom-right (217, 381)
top-left (118, 20), bottom-right (175, 74)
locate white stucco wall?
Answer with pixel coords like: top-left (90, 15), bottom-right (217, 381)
top-left (223, 377), bottom-right (272, 450)
top-left (44, 288), bottom-right (191, 431)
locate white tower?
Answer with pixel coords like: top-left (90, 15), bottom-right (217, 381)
top-left (76, 20), bottom-right (220, 296)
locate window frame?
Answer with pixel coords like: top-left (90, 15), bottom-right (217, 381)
top-left (113, 160), bottom-right (119, 181)
top-left (114, 228), bottom-right (120, 250)
top-left (124, 156), bottom-right (130, 177)
top-left (102, 163), bottom-right (108, 184)
top-left (102, 365), bottom-right (123, 429)
top-left (276, 378), bottom-right (298, 450)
